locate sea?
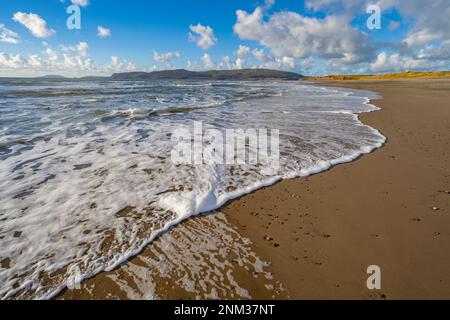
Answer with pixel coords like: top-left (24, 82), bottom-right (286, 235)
top-left (0, 79), bottom-right (385, 299)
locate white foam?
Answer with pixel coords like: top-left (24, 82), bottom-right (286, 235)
top-left (0, 81), bottom-right (385, 299)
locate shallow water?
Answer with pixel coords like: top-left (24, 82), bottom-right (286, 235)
top-left (0, 79), bottom-right (385, 299)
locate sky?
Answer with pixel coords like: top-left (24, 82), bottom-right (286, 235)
top-left (0, 0), bottom-right (449, 77)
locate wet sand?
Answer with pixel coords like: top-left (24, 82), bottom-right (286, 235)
top-left (61, 78), bottom-right (450, 300)
top-left (223, 78), bottom-right (450, 299)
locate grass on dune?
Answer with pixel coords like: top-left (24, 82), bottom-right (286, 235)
top-left (306, 71), bottom-right (450, 81)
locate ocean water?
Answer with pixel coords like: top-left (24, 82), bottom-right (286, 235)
top-left (0, 79), bottom-right (385, 299)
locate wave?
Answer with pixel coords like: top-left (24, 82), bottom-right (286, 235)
top-left (0, 81), bottom-right (385, 299)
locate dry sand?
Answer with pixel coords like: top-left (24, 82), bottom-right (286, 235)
top-left (60, 78), bottom-right (450, 300)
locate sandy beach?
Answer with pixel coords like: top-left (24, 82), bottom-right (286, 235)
top-left (223, 78), bottom-right (450, 299)
top-left (60, 78), bottom-right (450, 300)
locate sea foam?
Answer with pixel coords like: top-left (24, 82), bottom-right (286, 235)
top-left (0, 80), bottom-right (385, 299)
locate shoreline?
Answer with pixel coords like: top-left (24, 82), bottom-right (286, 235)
top-left (55, 81), bottom-right (384, 300)
top-left (59, 78), bottom-right (450, 300)
top-left (222, 78), bottom-right (450, 299)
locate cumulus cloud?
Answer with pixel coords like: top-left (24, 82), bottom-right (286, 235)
top-left (105, 56), bottom-right (138, 73)
top-left (304, 0), bottom-right (450, 48)
top-left (0, 49), bottom-right (93, 75)
top-left (234, 58), bottom-right (245, 69)
top-left (259, 56), bottom-right (296, 70)
top-left (404, 29), bottom-right (442, 48)
top-left (153, 50), bottom-right (181, 63)
top-left (76, 42), bottom-right (88, 57)
top-left (280, 56), bottom-right (295, 69)
top-left (189, 24), bottom-right (217, 50)
top-left (231, 1), bottom-right (450, 74)
top-left (235, 45), bottom-right (250, 58)
top-left (0, 52), bottom-right (24, 69)
top-left (370, 51), bottom-right (426, 72)
top-left (252, 48), bottom-right (270, 62)
top-left (61, 53), bottom-right (93, 71)
top-left (0, 24), bottom-right (20, 44)
top-left (46, 47), bottom-right (59, 61)
top-left (220, 56), bottom-right (232, 69)
top-left (395, 0), bottom-right (450, 48)
top-left (417, 41), bottom-right (450, 61)
top-left (13, 12), bottom-right (55, 38)
top-left (201, 53), bottom-right (215, 69)
top-left (233, 7), bottom-right (374, 64)
top-left (27, 54), bottom-right (44, 67)
top-left (0, 40), bottom-right (141, 77)
top-left (250, 47), bottom-right (296, 70)
top-left (97, 26), bottom-right (111, 38)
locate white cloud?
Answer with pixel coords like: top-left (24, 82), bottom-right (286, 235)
top-left (149, 64), bottom-right (159, 72)
top-left (13, 12), bottom-right (55, 38)
top-left (46, 48), bottom-right (59, 62)
top-left (222, 56), bottom-right (231, 65)
top-left (221, 56), bottom-right (231, 69)
top-left (235, 45), bottom-right (250, 58)
top-left (62, 54), bottom-right (93, 71)
top-left (298, 0), bottom-right (450, 73)
top-left (216, 56), bottom-right (233, 70)
top-left (280, 56), bottom-right (295, 69)
top-left (303, 0), bottom-right (450, 49)
top-left (111, 56), bottom-right (119, 67)
top-left (257, 56), bottom-right (296, 70)
top-left (27, 54), bottom-right (44, 67)
top-left (0, 24), bottom-right (20, 44)
top-left (76, 42), bottom-right (88, 57)
top-left (397, 1), bottom-right (450, 48)
top-left (0, 40), bottom-right (143, 77)
top-left (1, 47), bottom-right (88, 76)
top-left (234, 58), bottom-right (245, 69)
top-left (0, 50), bottom-right (91, 74)
top-left (189, 24), bottom-right (217, 50)
top-left (370, 52), bottom-right (410, 72)
top-left (252, 48), bottom-right (270, 62)
top-left (153, 50), bottom-right (181, 63)
top-left (56, 41), bottom-right (89, 57)
top-left (105, 55), bottom-right (138, 73)
top-left (369, 51), bottom-right (448, 73)
top-left (404, 29), bottom-right (441, 48)
top-left (233, 7), bottom-right (373, 64)
top-left (97, 26), bottom-right (111, 38)
top-left (71, 0), bottom-right (89, 7)
top-left (201, 53), bottom-right (215, 69)
top-left (417, 41), bottom-right (450, 61)
top-left (0, 52), bottom-right (24, 69)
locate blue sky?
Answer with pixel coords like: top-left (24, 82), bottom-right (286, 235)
top-left (0, 0), bottom-right (449, 76)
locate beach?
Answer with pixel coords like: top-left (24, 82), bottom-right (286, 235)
top-left (223, 78), bottom-right (450, 299)
top-left (2, 79), bottom-right (385, 299)
top-left (58, 78), bottom-right (450, 300)
top-left (2, 0), bottom-right (450, 305)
